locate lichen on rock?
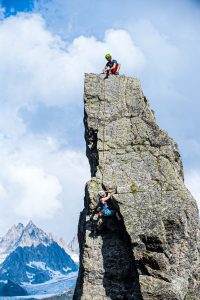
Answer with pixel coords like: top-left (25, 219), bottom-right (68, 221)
top-left (74, 74), bottom-right (200, 300)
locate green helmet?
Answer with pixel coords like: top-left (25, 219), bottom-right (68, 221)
top-left (105, 53), bottom-right (111, 59)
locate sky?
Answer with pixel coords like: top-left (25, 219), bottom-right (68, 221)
top-left (0, 0), bottom-right (199, 242)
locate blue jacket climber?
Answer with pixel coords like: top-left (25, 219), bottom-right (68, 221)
top-left (98, 191), bottom-right (121, 220)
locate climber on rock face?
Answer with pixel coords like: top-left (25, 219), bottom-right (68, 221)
top-left (98, 190), bottom-right (114, 216)
top-left (102, 54), bottom-right (121, 76)
top-left (96, 190), bottom-right (121, 230)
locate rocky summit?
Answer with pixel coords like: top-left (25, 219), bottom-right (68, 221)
top-left (74, 73), bottom-right (200, 300)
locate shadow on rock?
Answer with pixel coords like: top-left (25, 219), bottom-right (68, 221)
top-left (99, 201), bottom-right (143, 300)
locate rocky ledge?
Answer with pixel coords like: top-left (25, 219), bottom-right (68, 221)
top-left (74, 73), bottom-right (200, 300)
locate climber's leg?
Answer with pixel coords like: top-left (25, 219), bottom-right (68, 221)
top-left (116, 64), bottom-right (121, 73)
top-left (111, 64), bottom-right (120, 75)
top-left (116, 212), bottom-right (121, 221)
top-left (96, 217), bottom-right (105, 232)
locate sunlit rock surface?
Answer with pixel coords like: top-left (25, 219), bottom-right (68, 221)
top-left (74, 73), bottom-right (200, 300)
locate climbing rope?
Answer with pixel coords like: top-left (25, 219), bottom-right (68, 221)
top-left (102, 78), bottom-right (107, 184)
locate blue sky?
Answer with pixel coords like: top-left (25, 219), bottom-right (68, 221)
top-left (1, 0), bottom-right (34, 16)
top-left (0, 0), bottom-right (199, 242)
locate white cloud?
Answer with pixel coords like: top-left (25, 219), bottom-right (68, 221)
top-left (11, 165), bottom-right (62, 218)
top-left (0, 134), bottom-right (71, 236)
top-left (0, 13), bottom-right (145, 239)
top-left (0, 134), bottom-right (89, 240)
top-left (129, 19), bottom-right (180, 77)
top-left (0, 13), bottom-right (145, 137)
top-left (185, 169), bottom-right (200, 212)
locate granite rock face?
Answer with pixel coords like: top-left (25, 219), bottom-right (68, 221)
top-left (74, 74), bottom-right (200, 300)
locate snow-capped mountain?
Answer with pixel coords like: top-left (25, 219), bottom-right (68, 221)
top-left (67, 235), bottom-right (79, 263)
top-left (16, 220), bottom-right (53, 247)
top-left (0, 223), bottom-right (24, 263)
top-left (0, 220), bottom-right (54, 264)
top-left (51, 235), bottom-right (79, 263)
top-left (0, 242), bottom-right (78, 284)
top-left (0, 221), bottom-right (78, 285)
top-left (67, 235), bottom-right (79, 254)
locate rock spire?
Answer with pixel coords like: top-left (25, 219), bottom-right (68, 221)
top-left (74, 73), bottom-right (200, 300)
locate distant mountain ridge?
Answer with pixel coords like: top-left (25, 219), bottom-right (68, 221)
top-left (0, 220), bottom-right (54, 263)
top-left (50, 235), bottom-right (79, 263)
top-left (0, 221), bottom-right (78, 285)
top-left (66, 236), bottom-right (79, 263)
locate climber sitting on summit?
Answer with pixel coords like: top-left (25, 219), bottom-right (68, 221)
top-left (102, 54), bottom-right (121, 76)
